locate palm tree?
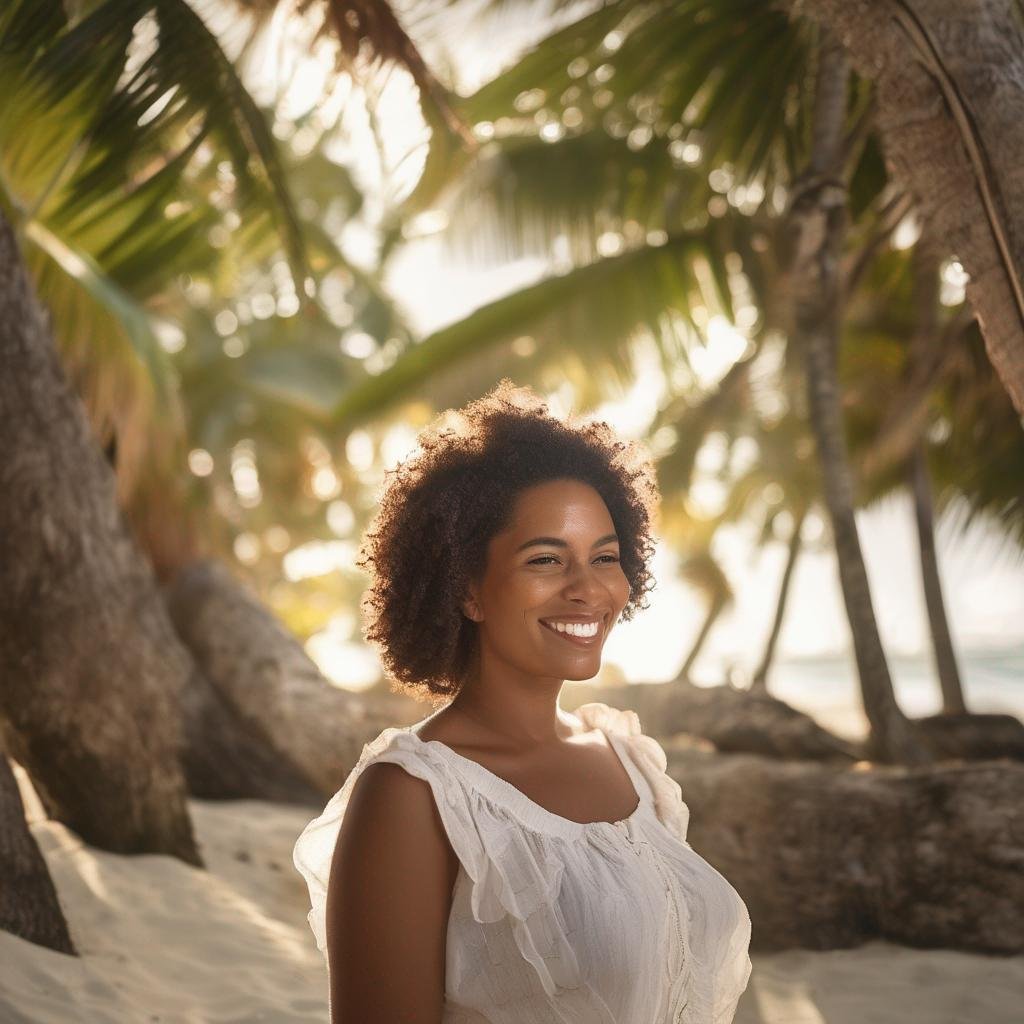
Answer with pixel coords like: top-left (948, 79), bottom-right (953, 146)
top-left (750, 505), bottom-right (807, 693)
top-left (908, 442), bottom-right (966, 714)
top-left (781, 29), bottom-right (926, 762)
top-left (0, 0), bottom-right (323, 865)
top-left (776, 0), bottom-right (1024, 416)
top-left (359, 1), bottom-right (933, 760)
top-left (674, 548), bottom-right (735, 682)
top-left (0, 0), bottom-right (467, 946)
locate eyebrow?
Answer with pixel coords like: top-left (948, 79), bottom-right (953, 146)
top-left (514, 533), bottom-right (619, 553)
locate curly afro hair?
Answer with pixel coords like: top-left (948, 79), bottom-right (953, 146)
top-left (355, 379), bottom-right (661, 704)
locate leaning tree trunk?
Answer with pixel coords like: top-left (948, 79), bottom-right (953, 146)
top-left (675, 595), bottom-right (727, 683)
top-left (0, 211), bottom-right (201, 864)
top-left (177, 658), bottom-right (326, 805)
top-left (908, 443), bottom-right (967, 713)
top-left (781, 0), bottom-right (1024, 416)
top-left (749, 507), bottom-right (807, 694)
top-left (0, 751), bottom-right (74, 953)
top-left (165, 559), bottom-right (407, 797)
top-left (782, 31), bottom-right (927, 764)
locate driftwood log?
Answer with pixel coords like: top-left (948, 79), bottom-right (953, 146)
top-left (567, 681), bottom-right (1024, 765)
top-left (670, 739), bottom-right (1024, 954)
top-left (912, 712), bottom-right (1024, 762)
top-left (0, 753), bottom-right (74, 954)
top-left (565, 680), bottom-right (862, 762)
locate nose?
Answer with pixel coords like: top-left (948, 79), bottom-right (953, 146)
top-left (561, 559), bottom-right (609, 605)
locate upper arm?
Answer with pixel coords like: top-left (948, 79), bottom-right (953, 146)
top-left (325, 760), bottom-right (460, 1024)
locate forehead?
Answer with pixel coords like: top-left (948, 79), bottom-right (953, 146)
top-left (504, 479), bottom-right (614, 534)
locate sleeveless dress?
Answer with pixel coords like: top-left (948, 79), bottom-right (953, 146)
top-left (292, 701), bottom-right (752, 1023)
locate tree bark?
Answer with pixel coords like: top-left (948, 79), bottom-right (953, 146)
top-left (783, 30), bottom-right (928, 764)
top-left (164, 559), bottom-right (405, 797)
top-left (0, 211), bottom-right (201, 864)
top-left (781, 0), bottom-right (1024, 415)
top-left (0, 752), bottom-right (75, 953)
top-left (908, 443), bottom-right (967, 713)
top-left (750, 507), bottom-right (807, 693)
top-left (176, 658), bottom-right (325, 805)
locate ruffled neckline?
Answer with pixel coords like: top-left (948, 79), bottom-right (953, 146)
top-left (405, 701), bottom-right (652, 840)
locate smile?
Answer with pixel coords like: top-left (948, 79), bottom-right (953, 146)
top-left (539, 619), bottom-right (603, 647)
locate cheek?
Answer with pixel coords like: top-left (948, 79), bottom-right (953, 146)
top-left (612, 568), bottom-right (632, 607)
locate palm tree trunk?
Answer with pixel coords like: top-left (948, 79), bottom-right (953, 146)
top-left (908, 444), bottom-right (968, 714)
top-left (676, 596), bottom-right (727, 683)
top-left (0, 751), bottom-right (75, 953)
top-left (881, 234), bottom-right (967, 715)
top-left (0, 210), bottom-right (201, 863)
top-left (750, 508), bottom-right (807, 693)
top-left (784, 0), bottom-right (1024, 416)
top-left (785, 30), bottom-right (927, 764)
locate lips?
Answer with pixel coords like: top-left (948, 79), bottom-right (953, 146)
top-left (539, 618), bottom-right (603, 648)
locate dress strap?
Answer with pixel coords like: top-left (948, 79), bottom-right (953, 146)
top-left (574, 701), bottom-right (690, 844)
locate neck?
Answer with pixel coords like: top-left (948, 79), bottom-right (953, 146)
top-left (449, 675), bottom-right (577, 746)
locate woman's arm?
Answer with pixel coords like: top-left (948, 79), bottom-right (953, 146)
top-left (325, 760), bottom-right (460, 1024)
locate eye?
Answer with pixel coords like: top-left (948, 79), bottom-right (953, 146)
top-left (527, 554), bottom-right (620, 565)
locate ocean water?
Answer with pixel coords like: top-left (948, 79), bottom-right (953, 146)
top-left (744, 644), bottom-right (1024, 741)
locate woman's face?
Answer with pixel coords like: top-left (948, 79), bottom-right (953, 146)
top-left (461, 477), bottom-right (632, 683)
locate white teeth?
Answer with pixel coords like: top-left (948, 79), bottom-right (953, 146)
top-left (543, 620), bottom-right (599, 637)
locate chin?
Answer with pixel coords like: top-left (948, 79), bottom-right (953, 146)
top-left (561, 663), bottom-right (602, 682)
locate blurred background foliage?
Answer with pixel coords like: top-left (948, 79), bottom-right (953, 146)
top-left (1, 0), bottom-right (1021, 693)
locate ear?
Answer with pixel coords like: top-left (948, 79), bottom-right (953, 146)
top-left (461, 583), bottom-right (482, 622)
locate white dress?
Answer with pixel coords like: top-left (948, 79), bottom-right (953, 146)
top-left (292, 701), bottom-right (752, 1023)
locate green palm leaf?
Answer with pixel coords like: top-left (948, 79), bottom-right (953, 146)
top-left (329, 222), bottom-right (747, 431)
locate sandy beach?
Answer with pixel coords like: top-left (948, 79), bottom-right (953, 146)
top-left (4, 759), bottom-right (1022, 1024)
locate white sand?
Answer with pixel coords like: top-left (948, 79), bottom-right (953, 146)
top-left (4, 761), bottom-right (1023, 1023)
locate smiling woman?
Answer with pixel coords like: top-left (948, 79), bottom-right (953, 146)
top-left (353, 377), bottom-right (661, 702)
top-left (292, 379), bottom-right (752, 1023)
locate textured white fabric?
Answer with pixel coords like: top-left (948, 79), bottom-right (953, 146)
top-left (292, 701), bottom-right (752, 1023)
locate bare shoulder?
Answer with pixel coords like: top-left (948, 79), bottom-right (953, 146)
top-left (325, 758), bottom-right (459, 1023)
top-left (333, 758), bottom-right (459, 883)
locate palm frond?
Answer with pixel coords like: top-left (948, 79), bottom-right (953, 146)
top-left (426, 128), bottom-right (709, 265)
top-left (450, 0), bottom-right (806, 198)
top-left (3, 0), bottom-right (311, 291)
top-left (329, 225), bottom-right (744, 431)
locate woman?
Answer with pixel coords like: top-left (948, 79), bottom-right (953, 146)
top-left (293, 380), bottom-right (752, 1023)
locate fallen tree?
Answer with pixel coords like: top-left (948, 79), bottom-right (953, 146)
top-left (670, 739), bottom-right (1024, 953)
top-left (165, 559), bottom-right (410, 799)
top-left (177, 659), bottom-right (324, 806)
top-left (565, 680), bottom-right (862, 762)
top-left (566, 680), bottom-right (1024, 765)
